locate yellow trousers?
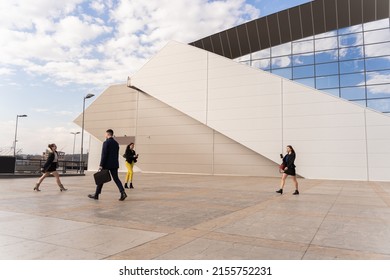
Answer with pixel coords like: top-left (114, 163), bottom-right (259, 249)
top-left (125, 161), bottom-right (134, 183)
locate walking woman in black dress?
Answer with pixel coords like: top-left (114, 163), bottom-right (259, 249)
top-left (33, 143), bottom-right (67, 192)
top-left (276, 145), bottom-right (299, 195)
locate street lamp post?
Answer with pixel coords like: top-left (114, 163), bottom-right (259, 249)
top-left (13, 114), bottom-right (28, 158)
top-left (70, 132), bottom-right (80, 162)
top-left (80, 93), bottom-right (94, 173)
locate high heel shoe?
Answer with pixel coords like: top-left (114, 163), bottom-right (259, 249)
top-left (276, 188), bottom-right (283, 194)
top-left (33, 184), bottom-right (41, 192)
top-left (59, 184), bottom-right (67, 192)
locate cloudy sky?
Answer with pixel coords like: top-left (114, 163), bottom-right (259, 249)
top-left (0, 0), bottom-right (310, 155)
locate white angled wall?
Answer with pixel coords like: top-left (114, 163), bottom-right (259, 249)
top-left (130, 41), bottom-right (390, 181)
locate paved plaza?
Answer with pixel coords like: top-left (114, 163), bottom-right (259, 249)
top-left (1, 172), bottom-right (390, 260)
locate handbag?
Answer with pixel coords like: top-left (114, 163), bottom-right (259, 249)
top-left (279, 163), bottom-right (285, 173)
top-left (93, 169), bottom-right (111, 185)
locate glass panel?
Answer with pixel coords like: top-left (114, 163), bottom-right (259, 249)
top-left (364, 19), bottom-right (390, 31)
top-left (271, 56), bottom-right (291, 68)
top-left (293, 65), bottom-right (314, 79)
top-left (367, 98), bottom-right (390, 113)
top-left (292, 53), bottom-right (314, 66)
top-left (251, 49), bottom-right (271, 59)
top-left (340, 73), bottom-right (365, 87)
top-left (315, 31), bottom-right (337, 39)
top-left (316, 75), bottom-right (339, 89)
top-left (365, 56), bottom-right (390, 71)
top-left (292, 39), bottom-right (314, 54)
top-left (364, 29), bottom-right (390, 44)
top-left (340, 86), bottom-right (366, 100)
top-left (366, 70), bottom-right (390, 85)
top-left (339, 33), bottom-right (363, 47)
top-left (338, 24), bottom-right (363, 35)
top-left (367, 84), bottom-right (390, 99)
top-left (340, 59), bottom-right (365, 74)
top-left (316, 62), bottom-right (339, 76)
top-left (315, 50), bottom-right (338, 63)
top-left (252, 59), bottom-right (270, 70)
top-left (294, 78), bottom-right (315, 87)
top-left (271, 68), bottom-right (292, 79)
top-left (322, 88), bottom-right (340, 97)
top-left (271, 42), bottom-right (291, 57)
top-left (240, 61), bottom-right (251, 66)
top-left (339, 46), bottom-right (364, 60)
top-left (351, 100), bottom-right (366, 107)
top-left (365, 42), bottom-right (390, 57)
top-left (295, 36), bottom-right (314, 42)
top-left (315, 36), bottom-right (338, 51)
top-left (237, 54), bottom-right (251, 62)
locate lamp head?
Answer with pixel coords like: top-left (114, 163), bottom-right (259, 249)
top-left (18, 114), bottom-right (27, 117)
top-left (85, 93), bottom-right (95, 99)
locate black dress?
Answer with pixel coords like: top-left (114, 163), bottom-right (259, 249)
top-left (43, 152), bottom-right (58, 172)
top-left (283, 153), bottom-right (296, 176)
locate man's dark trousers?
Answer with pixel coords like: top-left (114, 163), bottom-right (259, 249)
top-left (95, 168), bottom-right (124, 194)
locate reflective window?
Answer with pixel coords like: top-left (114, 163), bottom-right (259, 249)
top-left (315, 31), bottom-right (337, 39)
top-left (271, 68), bottom-right (292, 79)
top-left (365, 42), bottom-right (390, 57)
top-left (340, 73), bottom-right (365, 87)
top-left (340, 59), bottom-right (365, 74)
top-left (271, 56), bottom-right (291, 68)
top-left (252, 59), bottom-right (270, 70)
top-left (251, 49), bottom-right (270, 59)
top-left (351, 100), bottom-right (367, 107)
top-left (339, 46), bottom-right (364, 60)
top-left (315, 36), bottom-right (338, 51)
top-left (367, 98), bottom-right (390, 112)
top-left (292, 39), bottom-right (314, 54)
top-left (365, 56), bottom-right (390, 71)
top-left (292, 53), bottom-right (314, 66)
top-left (364, 19), bottom-right (389, 31)
top-left (367, 84), bottom-right (390, 99)
top-left (316, 75), bottom-right (339, 89)
top-left (322, 88), bottom-right (340, 97)
top-left (339, 33), bottom-right (363, 47)
top-left (294, 78), bottom-right (315, 87)
top-left (338, 24), bottom-right (363, 35)
top-left (293, 65), bottom-right (314, 79)
top-left (315, 50), bottom-right (338, 63)
top-left (340, 86), bottom-right (366, 100)
top-left (316, 62), bottom-right (339, 76)
top-left (366, 70), bottom-right (390, 85)
top-left (364, 29), bottom-right (390, 44)
top-left (271, 42), bottom-right (291, 57)
top-left (237, 54), bottom-right (251, 62)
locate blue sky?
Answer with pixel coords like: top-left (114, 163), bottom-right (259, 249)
top-left (0, 0), bottom-right (311, 155)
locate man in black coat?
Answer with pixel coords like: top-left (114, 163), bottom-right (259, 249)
top-left (88, 129), bottom-right (127, 201)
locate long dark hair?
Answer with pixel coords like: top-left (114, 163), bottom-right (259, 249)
top-left (48, 143), bottom-right (56, 152)
top-left (126, 143), bottom-right (134, 153)
top-left (287, 145), bottom-right (295, 154)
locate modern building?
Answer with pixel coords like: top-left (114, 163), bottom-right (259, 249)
top-left (75, 0), bottom-right (390, 181)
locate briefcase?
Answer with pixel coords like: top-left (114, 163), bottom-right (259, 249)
top-left (93, 169), bottom-right (111, 185)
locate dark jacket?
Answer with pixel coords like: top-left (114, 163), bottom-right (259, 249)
top-left (99, 137), bottom-right (120, 169)
top-left (283, 153), bottom-right (296, 169)
top-left (43, 152), bottom-right (58, 171)
top-left (125, 149), bottom-right (137, 163)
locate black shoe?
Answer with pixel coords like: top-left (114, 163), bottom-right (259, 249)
top-left (124, 183), bottom-right (129, 189)
top-left (293, 190), bottom-right (299, 195)
top-left (88, 194), bottom-right (99, 200)
top-left (130, 183), bottom-right (134, 189)
top-left (119, 191), bottom-right (127, 201)
top-left (276, 189), bottom-right (283, 194)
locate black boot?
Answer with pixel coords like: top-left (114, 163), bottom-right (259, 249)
top-left (276, 189), bottom-right (283, 194)
top-left (88, 193), bottom-right (99, 200)
top-left (130, 182), bottom-right (134, 189)
top-left (119, 191), bottom-right (127, 201)
top-left (293, 190), bottom-right (299, 195)
top-left (124, 183), bottom-right (129, 189)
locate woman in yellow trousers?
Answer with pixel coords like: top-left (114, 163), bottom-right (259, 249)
top-left (124, 143), bottom-right (138, 189)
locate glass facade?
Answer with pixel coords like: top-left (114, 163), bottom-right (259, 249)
top-left (237, 19), bottom-right (390, 113)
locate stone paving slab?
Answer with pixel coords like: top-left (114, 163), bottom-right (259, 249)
top-left (1, 172), bottom-right (390, 260)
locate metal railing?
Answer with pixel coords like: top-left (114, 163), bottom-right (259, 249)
top-left (14, 159), bottom-right (87, 174)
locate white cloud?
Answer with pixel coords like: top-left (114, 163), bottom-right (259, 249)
top-left (0, 0), bottom-right (260, 88)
